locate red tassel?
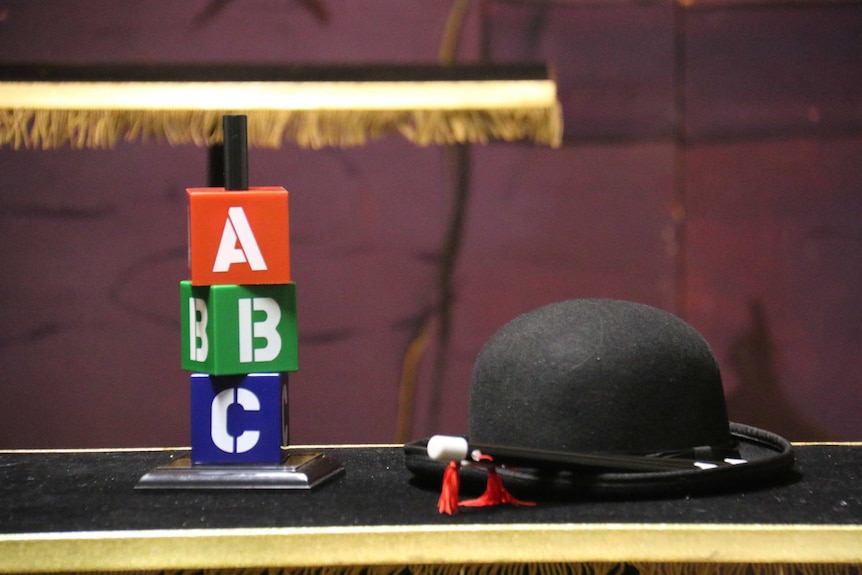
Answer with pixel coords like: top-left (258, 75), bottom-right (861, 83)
top-left (459, 456), bottom-right (536, 509)
top-left (437, 460), bottom-right (461, 515)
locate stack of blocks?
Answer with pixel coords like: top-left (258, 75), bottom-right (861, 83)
top-left (180, 183), bottom-right (297, 465)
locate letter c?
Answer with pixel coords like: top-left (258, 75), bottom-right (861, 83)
top-left (211, 387), bottom-right (261, 454)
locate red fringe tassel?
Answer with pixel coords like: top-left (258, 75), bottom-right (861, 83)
top-left (437, 460), bottom-right (461, 515)
top-left (437, 454), bottom-right (535, 514)
top-left (459, 464), bottom-right (536, 509)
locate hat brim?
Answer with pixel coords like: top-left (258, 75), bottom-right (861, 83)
top-left (404, 422), bottom-right (796, 499)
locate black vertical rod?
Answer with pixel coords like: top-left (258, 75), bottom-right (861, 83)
top-left (223, 115), bottom-right (248, 191)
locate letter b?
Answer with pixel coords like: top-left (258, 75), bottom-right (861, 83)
top-left (238, 297), bottom-right (282, 363)
top-left (180, 282), bottom-right (298, 375)
top-left (189, 297), bottom-right (209, 362)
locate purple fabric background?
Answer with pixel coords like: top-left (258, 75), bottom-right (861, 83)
top-left (1, 0), bottom-right (860, 448)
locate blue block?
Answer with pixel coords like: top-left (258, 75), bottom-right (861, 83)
top-left (190, 372), bottom-right (288, 465)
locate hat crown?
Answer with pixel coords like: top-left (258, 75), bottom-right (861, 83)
top-left (469, 299), bottom-right (732, 455)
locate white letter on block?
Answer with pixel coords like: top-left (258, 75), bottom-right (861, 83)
top-left (212, 206), bottom-right (268, 272)
top-left (238, 297), bottom-right (282, 363)
top-left (211, 387), bottom-right (261, 454)
top-left (190, 297), bottom-right (208, 362)
top-left (252, 297), bottom-right (281, 362)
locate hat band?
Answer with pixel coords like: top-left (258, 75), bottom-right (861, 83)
top-left (641, 440), bottom-right (741, 462)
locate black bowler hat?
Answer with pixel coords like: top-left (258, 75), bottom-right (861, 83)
top-left (405, 299), bottom-right (795, 500)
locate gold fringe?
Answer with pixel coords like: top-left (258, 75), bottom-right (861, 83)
top-left (72, 564), bottom-right (861, 575)
top-left (629, 563), bottom-right (860, 575)
top-left (35, 563), bottom-right (861, 575)
top-left (0, 106), bottom-right (563, 150)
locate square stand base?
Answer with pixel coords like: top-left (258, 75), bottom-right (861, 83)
top-left (135, 452), bottom-right (344, 490)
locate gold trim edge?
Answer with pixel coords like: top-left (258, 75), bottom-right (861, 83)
top-left (1, 523), bottom-right (860, 573)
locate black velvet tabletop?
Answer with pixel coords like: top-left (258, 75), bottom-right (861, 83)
top-left (1, 444), bottom-right (860, 534)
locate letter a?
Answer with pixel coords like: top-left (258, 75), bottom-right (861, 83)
top-left (212, 206), bottom-right (268, 272)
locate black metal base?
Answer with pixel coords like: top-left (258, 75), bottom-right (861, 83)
top-left (135, 452), bottom-right (344, 490)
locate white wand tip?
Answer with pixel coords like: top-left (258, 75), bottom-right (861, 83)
top-left (427, 435), bottom-right (469, 462)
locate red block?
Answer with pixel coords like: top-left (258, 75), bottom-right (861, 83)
top-left (187, 187), bottom-right (290, 286)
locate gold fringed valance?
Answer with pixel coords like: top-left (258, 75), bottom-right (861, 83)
top-left (0, 64), bottom-right (563, 149)
top-left (0, 106), bottom-right (563, 150)
top-left (41, 563), bottom-right (861, 575)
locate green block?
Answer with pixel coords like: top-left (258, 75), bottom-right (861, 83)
top-left (180, 281), bottom-right (298, 375)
